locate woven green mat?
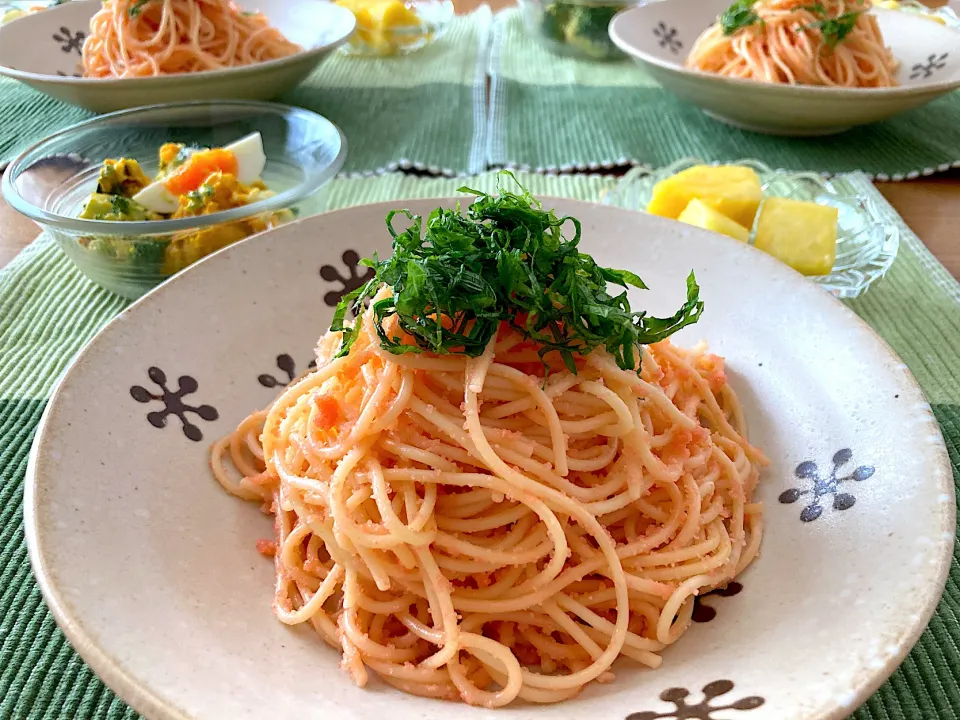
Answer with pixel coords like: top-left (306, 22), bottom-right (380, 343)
top-left (0, 8), bottom-right (490, 176)
top-left (488, 9), bottom-right (960, 180)
top-left (0, 170), bottom-right (958, 719)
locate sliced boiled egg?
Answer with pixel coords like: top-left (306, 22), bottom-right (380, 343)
top-left (132, 181), bottom-right (180, 215)
top-left (226, 132), bottom-right (266, 184)
top-left (132, 132), bottom-right (267, 215)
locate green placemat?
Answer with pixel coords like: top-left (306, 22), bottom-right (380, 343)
top-left (0, 8), bottom-right (491, 176)
top-left (488, 9), bottom-right (960, 180)
top-left (0, 170), bottom-right (958, 719)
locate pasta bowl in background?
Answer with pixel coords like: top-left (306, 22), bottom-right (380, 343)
top-left (608, 0), bottom-right (960, 135)
top-left (0, 0), bottom-right (355, 113)
top-left (602, 159), bottom-right (899, 298)
top-left (1, 101), bottom-right (347, 298)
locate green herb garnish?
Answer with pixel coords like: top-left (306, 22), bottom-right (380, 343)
top-left (185, 184), bottom-right (215, 213)
top-left (331, 174), bottom-right (704, 374)
top-left (105, 194), bottom-right (151, 220)
top-left (720, 0), bottom-right (761, 35)
top-left (175, 147), bottom-right (192, 164)
top-left (799, 3), bottom-right (863, 48)
top-left (175, 145), bottom-right (202, 166)
top-left (111, 195), bottom-right (133, 215)
top-left (129, 0), bottom-right (152, 17)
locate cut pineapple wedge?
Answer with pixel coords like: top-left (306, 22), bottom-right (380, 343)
top-left (875, 1), bottom-right (946, 23)
top-left (337, 0), bottom-right (419, 27)
top-left (647, 165), bottom-right (763, 229)
top-left (677, 198), bottom-right (750, 242)
top-left (370, 0), bottom-right (419, 28)
top-left (754, 197), bottom-right (839, 276)
top-left (336, 0), bottom-right (421, 48)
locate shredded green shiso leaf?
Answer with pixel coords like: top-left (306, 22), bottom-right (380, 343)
top-left (799, 2), bottom-right (864, 49)
top-left (129, 0), bottom-right (152, 17)
top-left (719, 0), bottom-right (865, 47)
top-left (720, 0), bottom-right (762, 35)
top-left (331, 174), bottom-right (703, 375)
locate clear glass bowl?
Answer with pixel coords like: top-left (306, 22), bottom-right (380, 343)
top-left (518, 0), bottom-right (636, 61)
top-left (2, 100), bottom-right (346, 299)
top-left (602, 159), bottom-right (900, 299)
top-left (0, 0), bottom-right (67, 25)
top-left (339, 0), bottom-right (454, 57)
top-left (879, 0), bottom-right (960, 28)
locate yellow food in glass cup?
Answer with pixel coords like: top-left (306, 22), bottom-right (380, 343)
top-left (646, 165), bottom-right (764, 229)
top-left (337, 0), bottom-right (426, 54)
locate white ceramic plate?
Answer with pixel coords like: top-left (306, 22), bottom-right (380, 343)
top-left (609, 0), bottom-right (960, 135)
top-left (0, 0), bottom-right (355, 113)
top-left (25, 199), bottom-right (954, 720)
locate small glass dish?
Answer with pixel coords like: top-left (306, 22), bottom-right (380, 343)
top-left (0, 0), bottom-right (67, 25)
top-left (877, 0), bottom-right (960, 28)
top-left (339, 0), bottom-right (454, 57)
top-left (518, 0), bottom-right (636, 61)
top-left (2, 100), bottom-right (346, 299)
top-left (602, 159), bottom-right (900, 299)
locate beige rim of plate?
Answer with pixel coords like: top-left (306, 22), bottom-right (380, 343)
top-left (25, 199), bottom-right (955, 720)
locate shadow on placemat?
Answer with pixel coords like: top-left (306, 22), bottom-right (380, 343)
top-left (490, 81), bottom-right (960, 179)
top-left (487, 9), bottom-right (960, 178)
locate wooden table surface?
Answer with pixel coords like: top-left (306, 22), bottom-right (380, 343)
top-left (1, 0), bottom-right (958, 278)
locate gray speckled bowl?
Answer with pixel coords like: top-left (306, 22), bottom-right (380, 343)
top-left (25, 199), bottom-right (954, 720)
top-left (609, 0), bottom-right (960, 135)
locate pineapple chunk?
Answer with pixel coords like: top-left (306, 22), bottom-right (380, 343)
top-left (373, 0), bottom-right (419, 29)
top-left (337, 0), bottom-right (418, 29)
top-left (337, 0), bottom-right (420, 50)
top-left (754, 197), bottom-right (838, 276)
top-left (352, 7), bottom-right (375, 30)
top-left (647, 165), bottom-right (764, 229)
top-left (677, 199), bottom-right (750, 242)
top-left (875, 1), bottom-right (946, 22)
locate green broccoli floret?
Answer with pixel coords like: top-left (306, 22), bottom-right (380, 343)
top-left (563, 5), bottom-right (622, 59)
top-left (82, 235), bottom-right (168, 272)
top-left (85, 237), bottom-right (118, 259)
top-left (79, 193), bottom-right (155, 221)
top-left (128, 238), bottom-right (169, 269)
top-left (539, 2), bottom-right (573, 42)
top-left (184, 184), bottom-right (215, 214)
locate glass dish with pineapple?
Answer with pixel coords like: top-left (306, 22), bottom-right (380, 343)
top-left (602, 159), bottom-right (899, 298)
top-left (0, 0), bottom-right (69, 25)
top-left (336, 0), bottom-right (454, 56)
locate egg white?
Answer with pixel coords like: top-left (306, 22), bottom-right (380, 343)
top-left (132, 132), bottom-right (267, 214)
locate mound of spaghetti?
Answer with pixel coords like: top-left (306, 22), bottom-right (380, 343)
top-left (211, 178), bottom-right (767, 707)
top-left (686, 0), bottom-right (899, 87)
top-left (82, 0), bottom-right (302, 78)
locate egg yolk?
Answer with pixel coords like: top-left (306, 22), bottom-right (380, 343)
top-left (164, 149), bottom-right (239, 196)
